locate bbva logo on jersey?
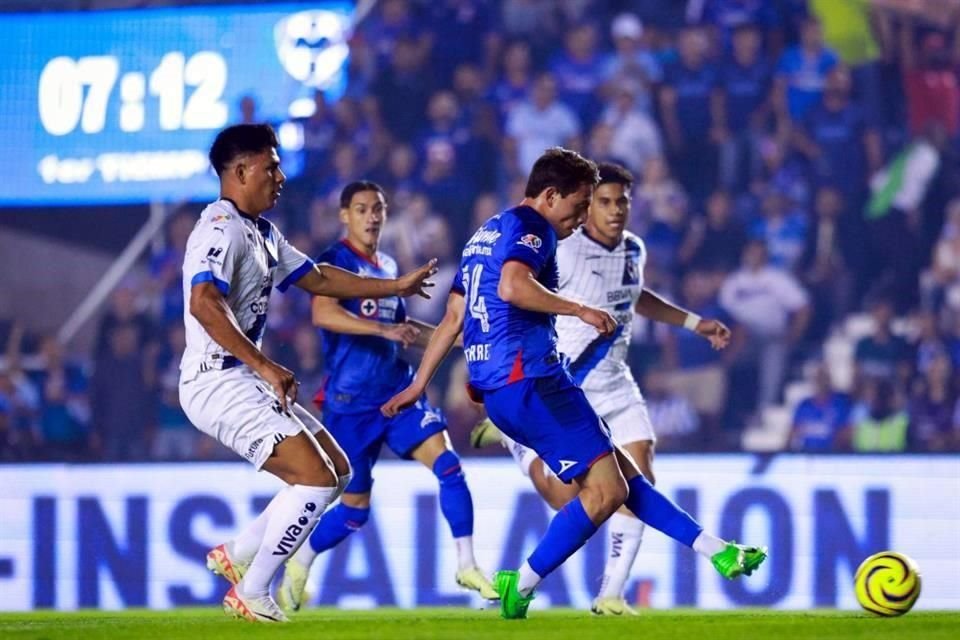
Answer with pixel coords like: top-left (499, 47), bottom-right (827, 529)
top-left (517, 234), bottom-right (542, 252)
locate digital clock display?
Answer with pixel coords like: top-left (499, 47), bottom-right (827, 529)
top-left (0, 2), bottom-right (353, 205)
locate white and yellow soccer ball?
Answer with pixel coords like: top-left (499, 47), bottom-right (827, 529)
top-left (854, 551), bottom-right (922, 616)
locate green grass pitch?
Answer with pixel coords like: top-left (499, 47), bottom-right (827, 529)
top-left (1, 608), bottom-right (958, 640)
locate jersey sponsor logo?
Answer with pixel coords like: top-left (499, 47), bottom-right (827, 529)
top-left (360, 299), bottom-right (378, 317)
top-left (271, 522), bottom-right (305, 555)
top-left (622, 254), bottom-right (640, 285)
top-left (518, 234), bottom-right (542, 251)
top-left (606, 289), bottom-right (633, 304)
top-left (557, 459), bottom-right (578, 475)
top-left (245, 437), bottom-right (264, 460)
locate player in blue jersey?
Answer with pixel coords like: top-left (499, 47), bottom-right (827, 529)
top-left (277, 182), bottom-right (496, 611)
top-left (383, 148), bottom-right (767, 619)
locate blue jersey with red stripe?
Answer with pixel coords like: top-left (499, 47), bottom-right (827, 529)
top-left (452, 206), bottom-right (565, 391)
top-left (316, 240), bottom-right (412, 413)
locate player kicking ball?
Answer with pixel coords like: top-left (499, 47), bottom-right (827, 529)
top-left (276, 182), bottom-right (497, 612)
top-left (383, 148), bottom-right (766, 620)
top-left (181, 124), bottom-right (436, 622)
top-left (470, 162), bottom-right (736, 615)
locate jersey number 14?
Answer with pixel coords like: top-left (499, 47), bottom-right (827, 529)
top-left (464, 264), bottom-right (490, 333)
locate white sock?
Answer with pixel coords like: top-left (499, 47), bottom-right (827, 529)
top-left (231, 486), bottom-right (291, 564)
top-left (500, 431), bottom-right (537, 477)
top-left (598, 512), bottom-right (644, 599)
top-left (517, 560), bottom-right (541, 597)
top-left (454, 536), bottom-right (478, 571)
top-left (692, 531), bottom-right (727, 559)
top-left (238, 484), bottom-right (336, 598)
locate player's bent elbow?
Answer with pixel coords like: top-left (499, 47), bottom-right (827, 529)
top-left (497, 278), bottom-right (517, 304)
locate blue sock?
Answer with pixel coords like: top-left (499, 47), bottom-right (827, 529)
top-left (527, 497), bottom-right (598, 578)
top-left (433, 450), bottom-right (474, 538)
top-left (307, 503), bottom-right (370, 553)
top-left (623, 474), bottom-right (702, 547)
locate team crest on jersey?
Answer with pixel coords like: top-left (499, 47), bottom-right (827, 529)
top-left (622, 253), bottom-right (640, 285)
top-left (360, 299), bottom-right (378, 317)
top-left (518, 234), bottom-right (542, 251)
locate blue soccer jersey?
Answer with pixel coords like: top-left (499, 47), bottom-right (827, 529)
top-left (316, 240), bottom-right (413, 413)
top-left (452, 206), bottom-right (566, 391)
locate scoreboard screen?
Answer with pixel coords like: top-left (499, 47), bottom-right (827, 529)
top-left (0, 2), bottom-right (353, 205)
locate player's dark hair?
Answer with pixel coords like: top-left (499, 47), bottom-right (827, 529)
top-left (340, 181), bottom-right (387, 209)
top-left (524, 147), bottom-right (599, 198)
top-left (209, 124), bottom-right (279, 176)
top-left (597, 162), bottom-right (634, 190)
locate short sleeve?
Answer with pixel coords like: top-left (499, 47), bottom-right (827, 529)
top-left (501, 214), bottom-right (555, 276)
top-left (185, 224), bottom-right (245, 296)
top-left (450, 270), bottom-right (466, 296)
top-left (274, 227), bottom-right (315, 293)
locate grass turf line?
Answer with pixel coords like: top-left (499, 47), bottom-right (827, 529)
top-left (1, 608), bottom-right (958, 640)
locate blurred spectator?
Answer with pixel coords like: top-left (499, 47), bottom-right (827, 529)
top-left (601, 80), bottom-right (662, 175)
top-left (421, 139), bottom-right (475, 223)
top-left (720, 240), bottom-right (810, 412)
top-left (631, 156), bottom-right (686, 235)
top-left (374, 144), bottom-right (422, 202)
top-left (681, 189), bottom-right (748, 273)
top-left (789, 362), bottom-right (852, 452)
top-left (149, 325), bottom-right (195, 461)
top-left (642, 369), bottom-right (701, 452)
top-left (774, 17), bottom-right (839, 124)
top-left (854, 297), bottom-right (912, 383)
top-left (908, 352), bottom-right (959, 451)
top-left (490, 40), bottom-right (535, 122)
top-left (300, 91), bottom-right (337, 175)
top-left (95, 283), bottom-right (156, 359)
top-left (899, 21), bottom-right (960, 139)
top-left (505, 73), bottom-right (581, 174)
top-left (429, 0), bottom-right (496, 84)
top-left (793, 65), bottom-right (882, 206)
top-left (500, 0), bottom-right (560, 55)
top-left (921, 198), bottom-right (960, 312)
top-left (361, 0), bottom-right (431, 69)
top-left (658, 25), bottom-right (722, 202)
top-left (148, 206), bottom-right (194, 327)
top-left (405, 218), bottom-right (458, 325)
top-left (371, 36), bottom-right (433, 143)
top-left (718, 23), bottom-right (773, 192)
top-left (379, 193), bottom-right (444, 272)
top-left (798, 186), bottom-right (861, 342)
top-left (749, 188), bottom-right (808, 270)
top-left (90, 323), bottom-right (151, 461)
top-left (911, 309), bottom-right (949, 376)
top-left (601, 12), bottom-right (662, 109)
top-left (28, 336), bottom-right (90, 461)
top-left (846, 377), bottom-right (909, 452)
top-left (237, 94), bottom-right (258, 125)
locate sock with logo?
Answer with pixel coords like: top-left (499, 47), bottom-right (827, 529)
top-left (522, 496), bottom-right (598, 595)
top-left (230, 486), bottom-right (291, 564)
top-left (292, 502), bottom-right (371, 569)
top-left (598, 512), bottom-right (645, 599)
top-left (432, 450), bottom-right (477, 570)
top-left (623, 474), bottom-right (702, 548)
top-left (238, 484), bottom-right (336, 598)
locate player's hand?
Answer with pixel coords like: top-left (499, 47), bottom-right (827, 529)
top-left (260, 361), bottom-right (298, 412)
top-left (395, 259), bottom-right (439, 299)
top-left (381, 322), bottom-right (421, 348)
top-left (381, 384), bottom-right (422, 417)
top-left (695, 318), bottom-right (732, 350)
top-left (576, 305), bottom-right (618, 336)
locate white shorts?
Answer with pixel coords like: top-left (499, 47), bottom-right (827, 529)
top-left (584, 384), bottom-right (656, 445)
top-left (179, 366), bottom-right (324, 469)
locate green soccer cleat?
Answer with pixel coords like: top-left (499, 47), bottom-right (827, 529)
top-left (493, 570), bottom-right (535, 620)
top-left (470, 418), bottom-right (503, 449)
top-left (277, 558), bottom-right (311, 613)
top-left (711, 541), bottom-right (768, 580)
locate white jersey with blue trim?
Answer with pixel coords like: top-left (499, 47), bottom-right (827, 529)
top-left (555, 227), bottom-right (646, 412)
top-left (180, 199), bottom-right (313, 375)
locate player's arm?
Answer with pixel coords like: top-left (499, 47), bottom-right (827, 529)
top-left (293, 259), bottom-right (438, 299)
top-left (499, 260), bottom-right (617, 335)
top-left (189, 282), bottom-right (297, 410)
top-left (406, 317), bottom-right (463, 350)
top-left (635, 288), bottom-right (731, 350)
top-left (381, 294), bottom-right (465, 417)
top-left (312, 295), bottom-right (420, 347)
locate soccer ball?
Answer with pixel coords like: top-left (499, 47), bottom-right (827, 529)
top-left (854, 551), bottom-right (921, 616)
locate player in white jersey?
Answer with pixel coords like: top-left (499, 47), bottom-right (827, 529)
top-left (179, 124), bottom-right (436, 622)
top-left (472, 162), bottom-right (731, 615)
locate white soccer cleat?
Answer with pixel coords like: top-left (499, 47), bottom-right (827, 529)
top-left (277, 558), bottom-right (311, 612)
top-left (591, 596), bottom-right (639, 616)
top-left (222, 585), bottom-right (289, 623)
top-left (206, 543), bottom-right (248, 586)
top-left (455, 566), bottom-right (499, 600)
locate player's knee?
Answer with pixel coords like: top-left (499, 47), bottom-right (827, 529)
top-left (289, 455), bottom-right (337, 488)
top-left (432, 450), bottom-right (466, 487)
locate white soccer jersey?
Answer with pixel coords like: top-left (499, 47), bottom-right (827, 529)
top-left (180, 199), bottom-right (313, 374)
top-left (555, 227), bottom-right (646, 416)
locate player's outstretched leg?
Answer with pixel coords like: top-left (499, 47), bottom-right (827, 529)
top-left (225, 432), bottom-right (338, 623)
top-left (613, 447), bottom-right (768, 580)
top-left (413, 432), bottom-right (497, 600)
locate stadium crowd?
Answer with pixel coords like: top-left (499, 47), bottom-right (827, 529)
top-left (2, 0), bottom-right (960, 461)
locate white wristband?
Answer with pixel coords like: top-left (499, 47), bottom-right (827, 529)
top-left (683, 313), bottom-right (702, 331)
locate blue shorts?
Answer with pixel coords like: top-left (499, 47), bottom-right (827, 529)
top-left (324, 397), bottom-right (446, 494)
top-left (483, 373), bottom-right (613, 483)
